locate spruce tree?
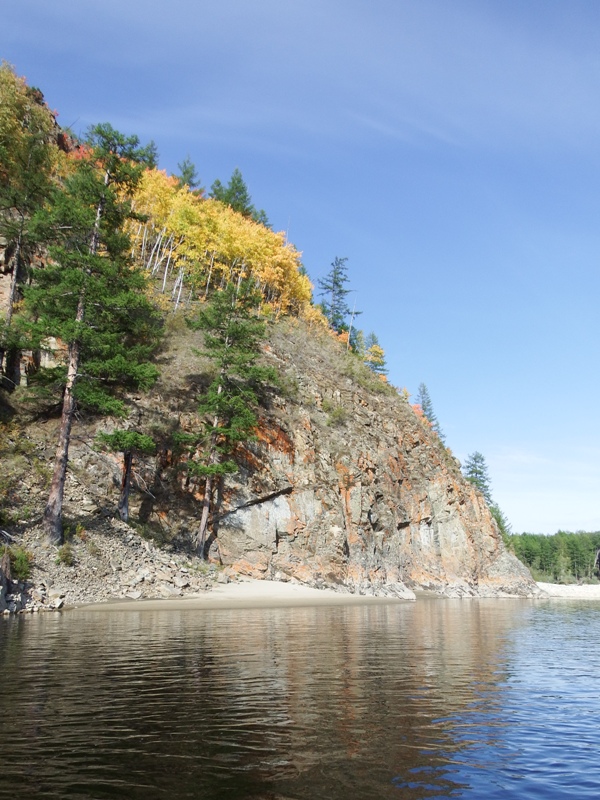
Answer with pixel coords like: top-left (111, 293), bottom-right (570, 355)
top-left (416, 383), bottom-right (445, 442)
top-left (22, 123), bottom-right (161, 544)
top-left (462, 450), bottom-right (512, 542)
top-left (462, 451), bottom-right (493, 505)
top-left (489, 502), bottom-right (512, 546)
top-left (363, 332), bottom-right (388, 375)
top-left (209, 168), bottom-right (269, 225)
top-left (176, 155), bottom-right (202, 193)
top-left (178, 279), bottom-right (277, 556)
top-left (317, 256), bottom-right (359, 336)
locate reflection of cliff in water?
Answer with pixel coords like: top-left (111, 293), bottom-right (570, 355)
top-left (0, 599), bottom-right (531, 799)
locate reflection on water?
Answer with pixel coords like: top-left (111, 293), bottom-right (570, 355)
top-left (0, 598), bottom-right (599, 799)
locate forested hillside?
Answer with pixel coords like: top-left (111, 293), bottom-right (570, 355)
top-left (1, 63), bottom-right (539, 608)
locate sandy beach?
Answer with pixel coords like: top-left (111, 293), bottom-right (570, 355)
top-left (79, 579), bottom-right (410, 612)
top-left (537, 582), bottom-right (600, 598)
top-left (75, 579), bottom-right (600, 613)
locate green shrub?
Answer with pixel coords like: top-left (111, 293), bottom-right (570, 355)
top-left (340, 354), bottom-right (395, 395)
top-left (4, 545), bottom-right (34, 581)
top-left (326, 405), bottom-right (349, 427)
top-left (86, 540), bottom-right (101, 557)
top-left (56, 543), bottom-right (75, 567)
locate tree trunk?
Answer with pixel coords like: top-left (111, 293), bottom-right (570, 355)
top-left (5, 229), bottom-right (23, 330)
top-left (118, 450), bottom-right (133, 522)
top-left (0, 222), bottom-right (24, 378)
top-left (0, 548), bottom-right (10, 612)
top-left (196, 401), bottom-right (222, 557)
top-left (196, 471), bottom-right (214, 557)
top-left (43, 337), bottom-right (80, 545)
top-left (43, 171), bottom-right (108, 546)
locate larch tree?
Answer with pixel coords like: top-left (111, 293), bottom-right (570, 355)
top-left (22, 123), bottom-right (162, 545)
top-left (462, 451), bottom-right (493, 505)
top-left (177, 279), bottom-right (277, 557)
top-left (416, 383), bottom-right (445, 443)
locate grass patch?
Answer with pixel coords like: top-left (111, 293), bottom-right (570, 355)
top-left (86, 539), bottom-right (101, 557)
top-left (340, 353), bottom-right (396, 396)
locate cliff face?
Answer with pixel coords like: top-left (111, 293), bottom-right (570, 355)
top-left (197, 321), bottom-right (534, 597)
top-left (2, 316), bottom-right (535, 600)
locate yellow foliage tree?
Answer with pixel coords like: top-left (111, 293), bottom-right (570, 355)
top-left (127, 168), bottom-right (312, 315)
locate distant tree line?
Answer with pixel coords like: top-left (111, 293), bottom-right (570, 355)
top-left (507, 530), bottom-right (600, 583)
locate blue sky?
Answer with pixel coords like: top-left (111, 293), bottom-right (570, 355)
top-left (4, 0), bottom-right (600, 533)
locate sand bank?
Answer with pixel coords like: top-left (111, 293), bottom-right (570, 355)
top-left (77, 579), bottom-right (600, 612)
top-left (537, 582), bottom-right (600, 598)
top-left (79, 579), bottom-right (409, 612)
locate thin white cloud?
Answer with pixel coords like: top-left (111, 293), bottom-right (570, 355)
top-left (8, 0), bottom-right (600, 153)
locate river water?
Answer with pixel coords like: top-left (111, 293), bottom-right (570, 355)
top-left (1, 597), bottom-right (599, 799)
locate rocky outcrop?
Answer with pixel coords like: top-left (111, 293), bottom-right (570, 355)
top-left (2, 518), bottom-right (219, 614)
top-left (1, 317), bottom-right (537, 607)
top-left (199, 322), bottom-right (536, 597)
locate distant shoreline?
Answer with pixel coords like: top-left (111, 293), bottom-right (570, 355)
top-left (537, 582), bottom-right (600, 598)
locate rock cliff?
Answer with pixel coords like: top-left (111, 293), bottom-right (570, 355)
top-left (199, 320), bottom-right (535, 597)
top-left (1, 315), bottom-right (536, 605)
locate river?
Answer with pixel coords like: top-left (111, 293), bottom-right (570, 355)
top-left (0, 597), bottom-right (599, 799)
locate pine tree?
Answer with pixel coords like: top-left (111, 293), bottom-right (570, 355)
top-left (178, 279), bottom-right (277, 556)
top-left (95, 430), bottom-right (156, 522)
top-left (21, 123), bottom-right (161, 544)
top-left (416, 383), bottom-right (445, 442)
top-left (175, 155), bottom-right (202, 193)
top-left (462, 451), bottom-right (493, 505)
top-left (317, 256), bottom-right (359, 335)
top-left (209, 168), bottom-right (269, 225)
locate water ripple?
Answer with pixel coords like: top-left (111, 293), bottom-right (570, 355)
top-left (1, 600), bottom-right (600, 798)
